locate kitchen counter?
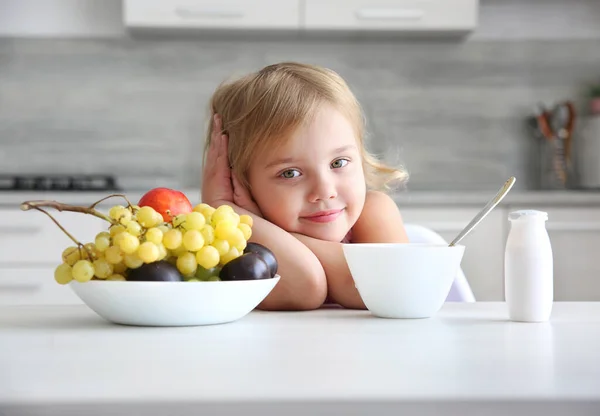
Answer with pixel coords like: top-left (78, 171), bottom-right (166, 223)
top-left (393, 189), bottom-right (600, 207)
top-left (2, 189), bottom-right (600, 208)
top-left (0, 189), bottom-right (203, 208)
top-left (1, 302), bottom-right (599, 415)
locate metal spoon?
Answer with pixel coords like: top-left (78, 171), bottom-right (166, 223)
top-left (448, 177), bottom-right (516, 247)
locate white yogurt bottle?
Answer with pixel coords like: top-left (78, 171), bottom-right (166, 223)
top-left (504, 210), bottom-right (553, 322)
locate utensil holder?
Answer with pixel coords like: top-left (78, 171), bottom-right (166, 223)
top-left (539, 137), bottom-right (573, 190)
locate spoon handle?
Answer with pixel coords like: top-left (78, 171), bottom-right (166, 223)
top-left (449, 177), bottom-right (516, 247)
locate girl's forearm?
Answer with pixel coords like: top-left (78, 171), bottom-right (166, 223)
top-left (291, 233), bottom-right (366, 310)
top-left (214, 202), bottom-right (328, 310)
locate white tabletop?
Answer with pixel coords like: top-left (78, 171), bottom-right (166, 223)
top-left (1, 302), bottom-right (599, 416)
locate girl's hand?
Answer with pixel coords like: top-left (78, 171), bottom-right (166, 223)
top-left (201, 114), bottom-right (263, 217)
top-left (202, 115), bottom-right (233, 207)
top-left (232, 172), bottom-right (263, 217)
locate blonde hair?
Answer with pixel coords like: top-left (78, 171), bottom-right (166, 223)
top-left (203, 62), bottom-right (408, 192)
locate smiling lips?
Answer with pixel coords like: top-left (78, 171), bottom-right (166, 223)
top-left (301, 209), bottom-right (344, 223)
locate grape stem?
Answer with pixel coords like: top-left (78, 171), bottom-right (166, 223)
top-left (88, 193), bottom-right (134, 210)
top-left (19, 195), bottom-right (132, 224)
top-left (22, 205), bottom-right (92, 259)
top-left (20, 194), bottom-right (133, 261)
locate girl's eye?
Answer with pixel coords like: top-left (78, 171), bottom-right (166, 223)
top-left (331, 158), bottom-right (349, 169)
top-left (280, 169), bottom-right (300, 179)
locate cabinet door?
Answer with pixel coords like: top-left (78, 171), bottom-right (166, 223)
top-left (304, 0), bottom-right (478, 31)
top-left (508, 206), bottom-right (600, 301)
top-left (124, 0), bottom-right (301, 29)
top-left (0, 267), bottom-right (82, 305)
top-left (399, 207), bottom-right (506, 301)
top-left (0, 208), bottom-right (104, 305)
top-left (0, 209), bottom-right (106, 265)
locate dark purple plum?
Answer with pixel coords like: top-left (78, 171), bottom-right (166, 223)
top-left (243, 242), bottom-right (278, 277)
top-left (219, 253), bottom-right (270, 281)
top-left (126, 260), bottom-right (183, 282)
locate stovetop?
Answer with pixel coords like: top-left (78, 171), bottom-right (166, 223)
top-left (0, 175), bottom-right (121, 192)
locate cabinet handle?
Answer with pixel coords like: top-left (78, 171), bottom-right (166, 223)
top-left (355, 8), bottom-right (424, 21)
top-left (0, 283), bottom-right (41, 291)
top-left (174, 7), bottom-right (245, 19)
top-left (546, 222), bottom-right (600, 232)
top-left (0, 226), bottom-right (41, 235)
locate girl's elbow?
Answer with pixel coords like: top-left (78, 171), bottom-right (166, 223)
top-left (257, 264), bottom-right (327, 311)
top-left (285, 265), bottom-right (328, 311)
top-left (298, 268), bottom-right (328, 310)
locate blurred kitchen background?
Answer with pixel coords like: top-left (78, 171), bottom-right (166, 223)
top-left (1, 0), bottom-right (600, 305)
top-left (1, 0), bottom-right (599, 192)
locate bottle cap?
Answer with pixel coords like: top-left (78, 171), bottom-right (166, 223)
top-left (508, 209), bottom-right (548, 221)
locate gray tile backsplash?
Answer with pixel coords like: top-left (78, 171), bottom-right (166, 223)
top-left (1, 35), bottom-right (599, 191)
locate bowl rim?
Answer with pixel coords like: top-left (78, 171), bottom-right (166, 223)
top-left (70, 275), bottom-right (281, 285)
top-left (342, 243), bottom-right (465, 249)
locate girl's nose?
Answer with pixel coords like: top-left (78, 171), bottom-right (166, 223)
top-left (308, 175), bottom-right (337, 203)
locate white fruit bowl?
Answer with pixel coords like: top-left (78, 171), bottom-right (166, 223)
top-left (342, 243), bottom-right (465, 319)
top-left (70, 276), bottom-right (280, 327)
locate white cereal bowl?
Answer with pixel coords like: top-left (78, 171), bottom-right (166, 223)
top-left (70, 276), bottom-right (280, 327)
top-left (342, 244), bottom-right (465, 319)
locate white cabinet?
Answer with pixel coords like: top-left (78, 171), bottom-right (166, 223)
top-left (124, 0), bottom-right (301, 30)
top-left (304, 0), bottom-right (478, 32)
top-left (507, 206), bottom-right (600, 301)
top-left (401, 204), bottom-right (600, 302)
top-left (0, 209), bottom-right (105, 264)
top-left (123, 0), bottom-right (478, 33)
top-left (0, 267), bottom-right (84, 305)
top-left (0, 0), bottom-right (124, 37)
top-left (400, 207), bottom-right (506, 301)
top-left (0, 208), bottom-right (106, 305)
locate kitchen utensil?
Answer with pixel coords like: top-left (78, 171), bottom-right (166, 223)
top-left (551, 103), bottom-right (570, 185)
top-left (531, 101), bottom-right (576, 188)
top-left (532, 104), bottom-right (560, 187)
top-left (448, 176), bottom-right (516, 247)
top-left (533, 104), bottom-right (554, 142)
top-left (564, 101), bottom-right (576, 162)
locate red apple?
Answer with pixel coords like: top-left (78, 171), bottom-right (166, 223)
top-left (138, 187), bottom-right (193, 222)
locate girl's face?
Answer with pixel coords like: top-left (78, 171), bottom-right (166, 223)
top-left (247, 104), bottom-right (367, 242)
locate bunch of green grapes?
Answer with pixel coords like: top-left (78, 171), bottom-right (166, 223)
top-left (54, 203), bottom-right (253, 285)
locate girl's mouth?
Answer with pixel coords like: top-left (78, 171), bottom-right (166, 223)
top-left (301, 209), bottom-right (344, 223)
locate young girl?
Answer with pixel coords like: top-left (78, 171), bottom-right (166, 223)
top-left (201, 62), bottom-right (409, 311)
